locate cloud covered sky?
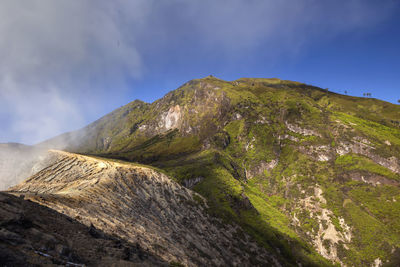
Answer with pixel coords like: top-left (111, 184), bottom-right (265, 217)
top-left (0, 0), bottom-right (399, 144)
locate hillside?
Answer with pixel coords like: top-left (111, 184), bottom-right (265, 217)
top-left (0, 191), bottom-right (166, 266)
top-left (9, 150), bottom-right (282, 266)
top-left (10, 76), bottom-right (400, 266)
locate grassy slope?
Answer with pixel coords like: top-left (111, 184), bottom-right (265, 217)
top-left (67, 77), bottom-right (400, 266)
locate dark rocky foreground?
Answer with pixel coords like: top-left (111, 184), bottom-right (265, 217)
top-left (0, 192), bottom-right (167, 266)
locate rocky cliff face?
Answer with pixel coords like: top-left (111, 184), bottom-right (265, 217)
top-left (7, 76), bottom-right (400, 266)
top-left (10, 150), bottom-right (279, 266)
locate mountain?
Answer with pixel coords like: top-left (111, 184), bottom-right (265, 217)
top-left (9, 150), bottom-right (281, 266)
top-left (5, 76), bottom-right (400, 266)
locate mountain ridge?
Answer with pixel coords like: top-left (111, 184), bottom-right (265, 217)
top-left (9, 150), bottom-right (283, 266)
top-left (41, 76), bottom-right (400, 155)
top-left (2, 76), bottom-right (400, 266)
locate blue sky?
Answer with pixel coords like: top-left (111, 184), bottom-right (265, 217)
top-left (0, 0), bottom-right (399, 144)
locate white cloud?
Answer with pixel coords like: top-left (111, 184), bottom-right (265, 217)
top-left (0, 0), bottom-right (144, 144)
top-left (0, 0), bottom-right (396, 144)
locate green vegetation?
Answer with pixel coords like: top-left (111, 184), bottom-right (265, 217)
top-left (169, 261), bottom-right (185, 267)
top-left (333, 112), bottom-right (400, 147)
top-left (63, 76), bottom-right (400, 266)
top-left (336, 154), bottom-right (400, 181)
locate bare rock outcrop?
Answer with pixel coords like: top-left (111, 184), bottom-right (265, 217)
top-left (10, 150), bottom-right (278, 266)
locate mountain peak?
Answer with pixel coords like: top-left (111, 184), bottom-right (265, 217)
top-left (8, 77), bottom-right (400, 266)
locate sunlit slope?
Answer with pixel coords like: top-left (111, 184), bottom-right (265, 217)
top-left (41, 76), bottom-right (400, 266)
top-left (10, 150), bottom-right (281, 266)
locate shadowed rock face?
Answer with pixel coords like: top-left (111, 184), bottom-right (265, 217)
top-left (0, 192), bottom-right (166, 266)
top-left (10, 150), bottom-right (278, 267)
